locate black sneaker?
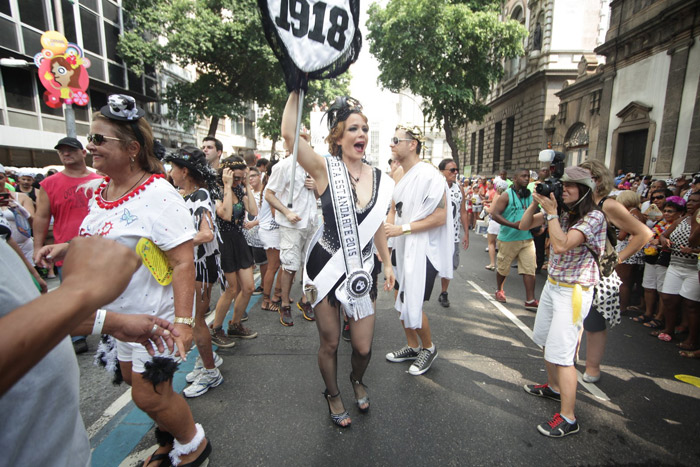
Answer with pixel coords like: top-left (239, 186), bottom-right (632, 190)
top-left (523, 383), bottom-right (561, 401)
top-left (408, 348), bottom-right (438, 375)
top-left (386, 345), bottom-right (420, 362)
top-left (252, 286), bottom-right (263, 296)
top-left (438, 292), bottom-right (450, 308)
top-left (341, 323), bottom-right (351, 342)
top-left (537, 413), bottom-right (580, 437)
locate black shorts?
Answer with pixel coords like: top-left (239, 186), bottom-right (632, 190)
top-left (252, 246), bottom-right (268, 265)
top-left (195, 254), bottom-right (219, 284)
top-left (219, 230), bottom-right (254, 273)
top-left (583, 305), bottom-right (607, 332)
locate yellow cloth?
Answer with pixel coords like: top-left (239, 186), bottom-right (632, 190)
top-left (548, 276), bottom-right (588, 324)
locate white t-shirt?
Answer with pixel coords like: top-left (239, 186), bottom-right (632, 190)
top-left (79, 175), bottom-right (195, 320)
top-left (448, 182), bottom-right (462, 242)
top-left (265, 156), bottom-right (317, 229)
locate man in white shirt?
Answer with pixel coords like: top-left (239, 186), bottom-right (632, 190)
top-left (265, 145), bottom-right (318, 326)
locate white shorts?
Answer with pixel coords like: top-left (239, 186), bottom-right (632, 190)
top-left (487, 219), bottom-right (501, 236)
top-left (660, 262), bottom-right (700, 302)
top-left (116, 339), bottom-right (179, 374)
top-left (642, 263), bottom-right (667, 290)
top-left (533, 281), bottom-right (593, 366)
top-left (259, 227), bottom-right (280, 250)
top-left (279, 223), bottom-right (316, 272)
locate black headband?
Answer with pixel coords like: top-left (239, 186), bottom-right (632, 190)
top-left (324, 96), bottom-right (363, 131)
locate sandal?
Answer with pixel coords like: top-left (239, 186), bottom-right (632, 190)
top-left (140, 451), bottom-right (171, 467)
top-left (484, 265), bottom-right (495, 271)
top-left (323, 390), bottom-right (351, 428)
top-left (632, 314), bottom-right (652, 323)
top-left (679, 349), bottom-right (700, 359)
top-left (676, 342), bottom-right (698, 351)
top-left (350, 373), bottom-right (370, 413)
top-left (261, 301), bottom-right (280, 312)
top-left (178, 440), bottom-right (212, 467)
top-left (651, 332), bottom-right (672, 342)
top-left (643, 319), bottom-right (664, 329)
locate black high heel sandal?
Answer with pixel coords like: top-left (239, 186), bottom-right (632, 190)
top-left (323, 389), bottom-right (351, 427)
top-left (350, 373), bottom-right (370, 413)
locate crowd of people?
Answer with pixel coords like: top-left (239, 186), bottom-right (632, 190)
top-left (1, 91), bottom-right (699, 466)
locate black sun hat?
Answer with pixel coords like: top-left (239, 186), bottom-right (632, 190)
top-left (165, 146), bottom-right (222, 200)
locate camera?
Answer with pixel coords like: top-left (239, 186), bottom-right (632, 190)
top-left (535, 150), bottom-right (565, 201)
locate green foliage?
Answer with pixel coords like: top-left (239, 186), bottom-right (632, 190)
top-left (119, 0), bottom-right (280, 129)
top-left (256, 74), bottom-right (352, 146)
top-left (367, 0), bottom-right (527, 159)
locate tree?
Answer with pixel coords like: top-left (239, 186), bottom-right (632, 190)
top-left (367, 0), bottom-right (527, 165)
top-left (119, 0), bottom-right (280, 135)
top-left (256, 74), bottom-right (352, 159)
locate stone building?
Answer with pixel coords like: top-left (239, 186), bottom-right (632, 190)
top-left (591, 0), bottom-right (699, 177)
top-left (459, 0), bottom-right (611, 176)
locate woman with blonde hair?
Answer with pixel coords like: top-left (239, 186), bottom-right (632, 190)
top-left (578, 160), bottom-right (651, 383)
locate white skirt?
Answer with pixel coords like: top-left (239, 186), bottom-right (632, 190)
top-left (258, 227), bottom-right (280, 250)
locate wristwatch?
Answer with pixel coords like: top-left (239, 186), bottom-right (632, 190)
top-left (402, 223), bottom-right (412, 235)
top-left (545, 213), bottom-right (559, 221)
top-left (173, 317), bottom-right (195, 327)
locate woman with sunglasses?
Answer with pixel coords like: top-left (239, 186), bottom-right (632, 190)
top-left (281, 91), bottom-right (395, 428)
top-left (635, 197), bottom-right (686, 327)
top-left (41, 95), bottom-right (211, 466)
top-left (209, 158), bottom-right (259, 340)
top-left (578, 160), bottom-right (651, 384)
top-left (653, 191), bottom-right (700, 350)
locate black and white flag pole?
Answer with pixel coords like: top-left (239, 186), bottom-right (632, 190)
top-left (287, 88), bottom-right (305, 208)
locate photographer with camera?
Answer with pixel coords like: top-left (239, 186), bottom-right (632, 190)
top-left (518, 166), bottom-right (606, 437)
top-left (489, 168), bottom-right (538, 309)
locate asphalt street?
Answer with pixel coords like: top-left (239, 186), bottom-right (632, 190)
top-left (74, 232), bottom-right (700, 466)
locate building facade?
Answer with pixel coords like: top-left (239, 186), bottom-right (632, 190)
top-left (460, 0), bottom-right (611, 176)
top-left (0, 0), bottom-right (197, 168)
top-left (592, 0), bottom-right (699, 177)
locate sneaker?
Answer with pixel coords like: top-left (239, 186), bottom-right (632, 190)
top-left (298, 300), bottom-right (315, 321)
top-left (210, 327), bottom-right (236, 348)
top-left (227, 322), bottom-right (258, 339)
top-left (73, 338), bottom-right (88, 355)
top-left (252, 286), bottom-right (263, 295)
top-left (523, 383), bottom-right (561, 401)
top-left (438, 292), bottom-right (450, 308)
top-left (582, 372), bottom-right (601, 383)
top-left (279, 305), bottom-right (294, 327)
top-left (241, 310), bottom-right (249, 322)
top-left (183, 368), bottom-right (223, 398)
top-left (408, 348), bottom-right (438, 376)
top-left (341, 323), bottom-right (351, 342)
top-left (495, 290), bottom-right (507, 303)
top-left (186, 352), bottom-right (223, 383)
top-left (537, 413), bottom-right (580, 438)
top-left (524, 299), bottom-right (539, 311)
top-left (386, 345), bottom-right (420, 363)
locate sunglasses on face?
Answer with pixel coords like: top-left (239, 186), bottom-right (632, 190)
top-left (87, 133), bottom-right (123, 145)
top-left (663, 209), bottom-right (677, 214)
top-left (652, 196), bottom-right (664, 201)
top-left (446, 168), bottom-right (459, 173)
top-left (390, 137), bottom-right (413, 145)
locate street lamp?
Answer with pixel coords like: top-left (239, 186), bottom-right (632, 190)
top-left (0, 58), bottom-right (33, 67)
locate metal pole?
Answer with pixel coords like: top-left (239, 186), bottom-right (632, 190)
top-left (53, 0), bottom-right (76, 138)
top-left (286, 88), bottom-right (305, 208)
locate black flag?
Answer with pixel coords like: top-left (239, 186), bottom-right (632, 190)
top-left (258, 0), bottom-right (362, 91)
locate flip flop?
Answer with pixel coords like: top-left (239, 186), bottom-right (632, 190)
top-left (676, 342), bottom-right (698, 351)
top-left (632, 315), bottom-right (652, 323)
top-left (644, 319), bottom-right (664, 329)
top-left (657, 332), bottom-right (672, 342)
top-left (484, 265), bottom-right (495, 271)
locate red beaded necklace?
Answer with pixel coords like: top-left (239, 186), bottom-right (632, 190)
top-left (95, 173), bottom-right (164, 209)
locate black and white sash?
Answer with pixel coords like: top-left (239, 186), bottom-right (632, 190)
top-left (304, 157), bottom-right (393, 320)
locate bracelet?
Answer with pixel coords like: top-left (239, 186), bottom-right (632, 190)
top-left (401, 224), bottom-right (411, 235)
top-left (92, 309), bottom-right (106, 335)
